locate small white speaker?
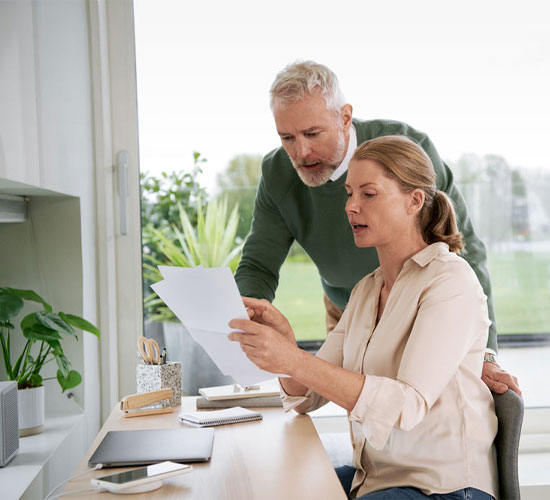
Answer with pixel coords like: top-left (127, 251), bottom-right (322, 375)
top-left (0, 381), bottom-right (19, 466)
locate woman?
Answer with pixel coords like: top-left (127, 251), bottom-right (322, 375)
top-left (229, 135), bottom-right (498, 500)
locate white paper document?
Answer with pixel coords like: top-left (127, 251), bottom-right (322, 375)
top-left (151, 266), bottom-right (276, 387)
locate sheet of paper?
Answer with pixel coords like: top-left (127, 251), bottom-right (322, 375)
top-left (151, 266), bottom-right (276, 386)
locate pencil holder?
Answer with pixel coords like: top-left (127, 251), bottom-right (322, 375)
top-left (136, 362), bottom-right (182, 407)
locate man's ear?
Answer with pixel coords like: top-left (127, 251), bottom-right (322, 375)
top-left (408, 189), bottom-right (425, 215)
top-left (341, 104), bottom-right (353, 132)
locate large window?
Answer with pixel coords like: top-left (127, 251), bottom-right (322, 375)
top-left (134, 0), bottom-right (550, 408)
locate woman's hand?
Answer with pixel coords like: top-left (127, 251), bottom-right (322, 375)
top-left (241, 297), bottom-right (296, 345)
top-left (228, 298), bottom-right (300, 374)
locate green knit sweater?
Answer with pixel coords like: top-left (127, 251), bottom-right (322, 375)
top-left (235, 118), bottom-right (497, 351)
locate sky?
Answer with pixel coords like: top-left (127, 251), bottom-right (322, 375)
top-left (133, 0), bottom-right (550, 193)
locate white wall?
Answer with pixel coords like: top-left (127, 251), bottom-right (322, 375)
top-left (0, 0), bottom-right (100, 441)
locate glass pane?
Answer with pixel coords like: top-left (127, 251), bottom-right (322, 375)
top-left (133, 1), bottom-right (550, 406)
top-left (273, 246), bottom-right (326, 343)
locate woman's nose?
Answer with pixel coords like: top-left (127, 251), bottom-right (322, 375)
top-left (345, 196), bottom-right (359, 214)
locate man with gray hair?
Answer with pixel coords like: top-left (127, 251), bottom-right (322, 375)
top-left (235, 60), bottom-right (519, 395)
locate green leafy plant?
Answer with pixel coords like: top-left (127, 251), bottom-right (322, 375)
top-left (0, 287), bottom-right (100, 392)
top-left (143, 196), bottom-right (245, 321)
top-left (141, 152), bottom-right (208, 251)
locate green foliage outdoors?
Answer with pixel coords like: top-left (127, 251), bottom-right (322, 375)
top-left (0, 287), bottom-right (99, 392)
top-left (141, 152), bottom-right (208, 230)
top-left (141, 152), bottom-right (208, 268)
top-left (488, 252), bottom-right (550, 334)
top-left (216, 153), bottom-right (262, 239)
top-left (143, 197), bottom-right (244, 322)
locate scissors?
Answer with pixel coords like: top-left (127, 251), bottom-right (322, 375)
top-left (137, 336), bottom-right (161, 365)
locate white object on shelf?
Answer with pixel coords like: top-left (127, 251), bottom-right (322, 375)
top-left (18, 386), bottom-right (45, 437)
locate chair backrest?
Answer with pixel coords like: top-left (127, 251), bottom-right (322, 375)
top-left (493, 389), bottom-right (524, 500)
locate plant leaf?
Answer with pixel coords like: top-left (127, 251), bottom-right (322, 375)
top-left (30, 373), bottom-right (42, 387)
top-left (59, 313), bottom-right (100, 338)
top-left (20, 312), bottom-right (38, 331)
top-left (55, 353), bottom-right (71, 376)
top-left (57, 369), bottom-right (82, 392)
top-left (5, 288), bottom-right (52, 312)
top-left (46, 339), bottom-right (63, 356)
top-left (0, 288), bottom-right (24, 322)
top-left (12, 341), bottom-right (32, 377)
top-left (23, 325), bottom-right (62, 341)
top-left (35, 311), bottom-right (76, 337)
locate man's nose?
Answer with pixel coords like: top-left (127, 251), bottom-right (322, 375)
top-left (295, 137), bottom-right (311, 159)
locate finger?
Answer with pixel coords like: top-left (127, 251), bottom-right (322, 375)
top-left (242, 297), bottom-right (270, 310)
top-left (229, 318), bottom-right (264, 334)
top-left (482, 374), bottom-right (508, 394)
top-left (227, 332), bottom-right (258, 348)
top-left (496, 372), bottom-right (523, 396)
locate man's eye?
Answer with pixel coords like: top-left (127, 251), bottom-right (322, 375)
top-left (345, 192), bottom-right (352, 198)
top-left (306, 132), bottom-right (319, 137)
top-left (281, 136), bottom-right (293, 142)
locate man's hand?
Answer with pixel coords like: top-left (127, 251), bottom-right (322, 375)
top-left (482, 362), bottom-right (522, 396)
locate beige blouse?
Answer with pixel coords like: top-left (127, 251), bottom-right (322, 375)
top-left (281, 243), bottom-right (498, 498)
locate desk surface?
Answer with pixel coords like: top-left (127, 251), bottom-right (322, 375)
top-left (63, 399), bottom-right (346, 499)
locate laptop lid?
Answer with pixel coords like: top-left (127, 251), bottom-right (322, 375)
top-left (88, 428), bottom-right (214, 467)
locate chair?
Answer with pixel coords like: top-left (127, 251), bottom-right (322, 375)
top-left (493, 389), bottom-right (524, 500)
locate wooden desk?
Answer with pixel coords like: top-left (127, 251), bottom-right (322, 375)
top-left (63, 399), bottom-right (346, 499)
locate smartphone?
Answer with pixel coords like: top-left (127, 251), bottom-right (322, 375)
top-left (91, 461), bottom-right (192, 493)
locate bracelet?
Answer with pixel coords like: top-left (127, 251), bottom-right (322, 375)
top-left (483, 353), bottom-right (499, 366)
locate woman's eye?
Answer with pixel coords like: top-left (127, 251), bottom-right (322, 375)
top-left (363, 193), bottom-right (375, 198)
top-left (345, 192), bottom-right (352, 198)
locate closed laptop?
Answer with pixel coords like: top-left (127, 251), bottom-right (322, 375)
top-left (88, 428), bottom-right (214, 467)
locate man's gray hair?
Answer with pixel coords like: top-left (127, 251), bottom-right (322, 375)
top-left (269, 60), bottom-right (346, 113)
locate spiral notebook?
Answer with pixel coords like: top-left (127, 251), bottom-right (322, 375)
top-left (179, 406), bottom-right (262, 427)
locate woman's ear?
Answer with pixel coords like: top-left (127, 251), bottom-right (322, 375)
top-left (408, 189), bottom-right (425, 215)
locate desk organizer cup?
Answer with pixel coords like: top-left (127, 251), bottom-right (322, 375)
top-left (136, 362), bottom-right (182, 407)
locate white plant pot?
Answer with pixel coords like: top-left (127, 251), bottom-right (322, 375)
top-left (17, 386), bottom-right (45, 437)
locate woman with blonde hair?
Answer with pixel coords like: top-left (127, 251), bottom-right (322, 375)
top-left (229, 135), bottom-right (498, 500)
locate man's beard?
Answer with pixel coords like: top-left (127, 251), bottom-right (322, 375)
top-left (290, 133), bottom-right (347, 187)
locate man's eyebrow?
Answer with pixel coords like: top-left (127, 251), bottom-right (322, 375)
top-left (277, 127), bottom-right (321, 137)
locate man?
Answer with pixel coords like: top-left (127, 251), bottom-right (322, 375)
top-left (235, 60), bottom-right (519, 395)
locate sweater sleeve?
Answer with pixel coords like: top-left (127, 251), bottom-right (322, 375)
top-left (235, 171), bottom-right (294, 302)
top-left (388, 122), bottom-right (497, 352)
top-left (349, 261), bottom-right (491, 450)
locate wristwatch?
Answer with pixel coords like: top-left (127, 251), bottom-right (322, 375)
top-left (483, 353), bottom-right (499, 366)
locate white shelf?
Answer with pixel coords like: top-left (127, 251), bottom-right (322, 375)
top-left (1, 408), bottom-right (85, 500)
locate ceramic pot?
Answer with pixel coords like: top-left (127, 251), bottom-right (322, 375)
top-left (144, 321), bottom-right (233, 395)
top-left (17, 386), bottom-right (45, 437)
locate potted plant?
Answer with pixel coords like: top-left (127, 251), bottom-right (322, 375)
top-left (0, 287), bottom-right (99, 436)
top-left (142, 196), bottom-right (244, 394)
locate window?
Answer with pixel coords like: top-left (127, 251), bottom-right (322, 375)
top-left (134, 0), bottom-right (550, 408)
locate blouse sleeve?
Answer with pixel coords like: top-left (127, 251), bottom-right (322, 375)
top-left (349, 261), bottom-right (491, 450)
top-left (280, 307), bottom-right (348, 414)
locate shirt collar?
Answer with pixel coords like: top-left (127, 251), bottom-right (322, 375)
top-left (330, 124), bottom-right (357, 182)
top-left (410, 242), bottom-right (450, 267)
